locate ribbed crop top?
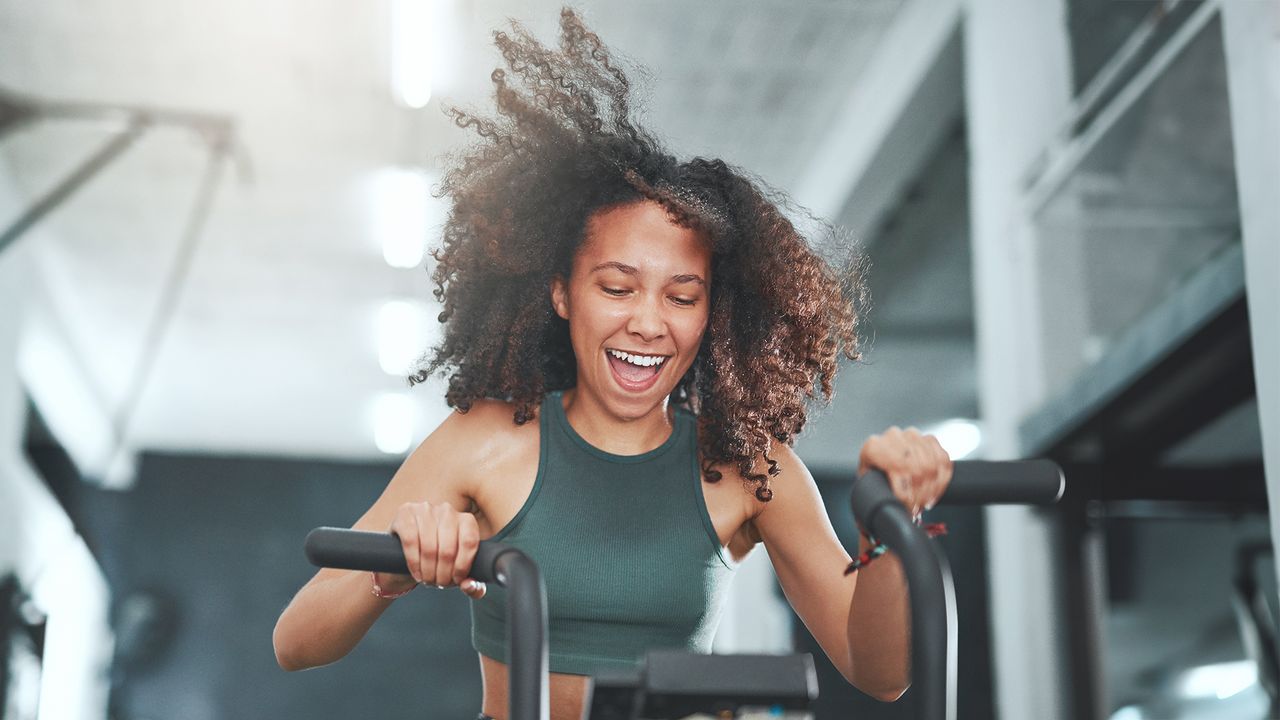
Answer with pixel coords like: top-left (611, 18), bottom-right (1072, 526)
top-left (469, 390), bottom-right (740, 676)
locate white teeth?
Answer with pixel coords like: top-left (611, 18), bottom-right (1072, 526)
top-left (607, 349), bottom-right (668, 368)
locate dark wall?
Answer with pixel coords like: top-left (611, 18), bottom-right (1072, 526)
top-left (34, 449), bottom-right (482, 720)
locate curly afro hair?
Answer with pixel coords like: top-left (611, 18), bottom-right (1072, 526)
top-left (412, 7), bottom-right (867, 502)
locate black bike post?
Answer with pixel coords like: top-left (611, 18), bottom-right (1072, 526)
top-left (848, 459), bottom-right (1065, 720)
top-left (304, 530), bottom-right (550, 720)
top-left (850, 471), bottom-right (952, 720)
top-left (474, 543), bottom-right (550, 720)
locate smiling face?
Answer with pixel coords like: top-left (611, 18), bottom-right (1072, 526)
top-left (550, 200), bottom-right (712, 422)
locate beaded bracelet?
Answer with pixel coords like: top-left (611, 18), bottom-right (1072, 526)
top-left (371, 572), bottom-right (417, 600)
top-left (843, 520), bottom-right (947, 576)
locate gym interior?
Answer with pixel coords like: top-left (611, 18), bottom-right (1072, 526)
top-left (1, 1), bottom-right (1277, 719)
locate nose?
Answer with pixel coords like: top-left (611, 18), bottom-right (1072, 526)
top-left (627, 293), bottom-right (666, 343)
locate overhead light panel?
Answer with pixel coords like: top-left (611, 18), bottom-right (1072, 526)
top-left (373, 392), bottom-right (414, 455)
top-left (390, 0), bottom-right (460, 109)
top-left (377, 298), bottom-right (435, 376)
top-left (390, 0), bottom-right (433, 108)
top-left (922, 418), bottom-right (983, 460)
top-left (1179, 660), bottom-right (1258, 700)
top-left (372, 167), bottom-right (431, 269)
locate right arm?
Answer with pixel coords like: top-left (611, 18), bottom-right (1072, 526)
top-left (271, 408), bottom-right (484, 672)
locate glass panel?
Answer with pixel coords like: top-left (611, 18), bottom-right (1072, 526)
top-left (1067, 0), bottom-right (1164, 94)
top-left (1032, 14), bottom-right (1239, 399)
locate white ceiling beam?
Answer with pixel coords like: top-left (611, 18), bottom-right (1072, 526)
top-left (794, 0), bottom-right (963, 225)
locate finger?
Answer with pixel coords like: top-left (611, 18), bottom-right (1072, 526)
top-left (395, 510), bottom-right (423, 583)
top-left (416, 503), bottom-right (439, 585)
top-left (858, 434), bottom-right (882, 476)
top-left (889, 471), bottom-right (919, 516)
top-left (896, 442), bottom-right (925, 512)
top-left (455, 512), bottom-right (480, 585)
top-left (434, 503), bottom-right (459, 587)
top-left (915, 442), bottom-right (935, 508)
top-left (929, 439), bottom-right (951, 509)
top-left (460, 578), bottom-right (487, 599)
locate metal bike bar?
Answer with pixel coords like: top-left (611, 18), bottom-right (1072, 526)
top-left (848, 459), bottom-right (1065, 720)
top-left (304, 529), bottom-right (549, 720)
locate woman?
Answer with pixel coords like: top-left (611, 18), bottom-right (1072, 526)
top-left (272, 9), bottom-right (952, 719)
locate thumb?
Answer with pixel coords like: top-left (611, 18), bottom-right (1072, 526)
top-left (460, 578), bottom-right (487, 599)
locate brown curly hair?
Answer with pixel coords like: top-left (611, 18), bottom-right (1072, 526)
top-left (412, 7), bottom-right (866, 502)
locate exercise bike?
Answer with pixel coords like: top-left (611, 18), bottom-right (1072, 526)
top-left (304, 459), bottom-right (1065, 720)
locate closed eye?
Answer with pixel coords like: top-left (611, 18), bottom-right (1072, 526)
top-left (601, 286), bottom-right (629, 296)
top-left (670, 296), bottom-right (697, 306)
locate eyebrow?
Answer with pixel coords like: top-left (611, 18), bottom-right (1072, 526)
top-left (589, 261), bottom-right (706, 286)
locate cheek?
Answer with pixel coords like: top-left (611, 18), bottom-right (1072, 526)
top-left (567, 293), bottom-right (627, 339)
top-left (678, 314), bottom-right (709, 351)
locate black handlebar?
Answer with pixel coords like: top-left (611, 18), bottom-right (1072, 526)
top-left (849, 459), bottom-right (1064, 720)
top-left (304, 528), bottom-right (516, 580)
top-left (303, 458), bottom-right (1065, 720)
top-left (935, 459), bottom-right (1064, 505)
top-left (305, 529), bottom-right (548, 720)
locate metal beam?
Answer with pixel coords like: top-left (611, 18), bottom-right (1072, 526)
top-left (0, 85), bottom-right (240, 260)
top-left (101, 137), bottom-right (231, 488)
top-left (0, 119), bottom-right (149, 257)
top-left (0, 89), bottom-right (38, 140)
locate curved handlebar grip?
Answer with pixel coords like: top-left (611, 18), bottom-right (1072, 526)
top-left (941, 459), bottom-right (1065, 506)
top-left (847, 458), bottom-right (1068, 720)
top-left (303, 527), bottom-right (509, 584)
top-left (302, 528), bottom-right (545, 719)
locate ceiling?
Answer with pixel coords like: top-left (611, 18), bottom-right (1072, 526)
top-left (0, 0), bottom-right (978, 473)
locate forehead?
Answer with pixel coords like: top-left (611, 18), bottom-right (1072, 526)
top-left (576, 201), bottom-right (711, 275)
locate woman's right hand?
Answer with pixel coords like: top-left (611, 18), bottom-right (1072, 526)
top-left (374, 501), bottom-right (487, 599)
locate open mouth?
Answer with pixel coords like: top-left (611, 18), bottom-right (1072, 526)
top-left (605, 348), bottom-right (670, 392)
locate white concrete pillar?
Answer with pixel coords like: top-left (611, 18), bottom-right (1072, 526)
top-left (1220, 0), bottom-right (1280, 636)
top-left (964, 0), bottom-right (1074, 718)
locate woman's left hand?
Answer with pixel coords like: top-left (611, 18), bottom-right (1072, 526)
top-left (858, 426), bottom-right (953, 518)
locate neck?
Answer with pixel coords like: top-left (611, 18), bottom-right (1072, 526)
top-left (560, 387), bottom-right (674, 456)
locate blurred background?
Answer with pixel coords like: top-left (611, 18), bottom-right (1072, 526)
top-left (1, 0), bottom-right (1277, 718)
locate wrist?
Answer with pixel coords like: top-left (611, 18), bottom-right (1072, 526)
top-left (371, 572), bottom-right (418, 600)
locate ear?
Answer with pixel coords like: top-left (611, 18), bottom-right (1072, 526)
top-left (550, 275), bottom-right (570, 320)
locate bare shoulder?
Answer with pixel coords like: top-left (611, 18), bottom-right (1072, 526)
top-left (716, 442), bottom-right (812, 544)
top-left (432, 397), bottom-right (541, 473)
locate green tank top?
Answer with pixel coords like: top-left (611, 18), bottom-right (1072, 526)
top-left (469, 390), bottom-right (740, 676)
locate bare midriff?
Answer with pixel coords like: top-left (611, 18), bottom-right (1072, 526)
top-left (479, 653), bottom-right (590, 720)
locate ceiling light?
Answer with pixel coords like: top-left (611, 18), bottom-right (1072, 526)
top-left (1178, 660), bottom-right (1257, 700)
top-left (372, 167), bottom-right (430, 269)
top-left (922, 418), bottom-right (983, 460)
top-left (378, 299), bottom-right (434, 376)
top-left (390, 0), bottom-right (433, 108)
top-left (373, 392), bottom-right (414, 455)
top-left (389, 0), bottom-right (460, 109)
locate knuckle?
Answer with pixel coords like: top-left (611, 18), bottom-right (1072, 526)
top-left (460, 520), bottom-right (480, 544)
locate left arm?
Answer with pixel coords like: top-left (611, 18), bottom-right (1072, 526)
top-left (750, 428), bottom-right (951, 701)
